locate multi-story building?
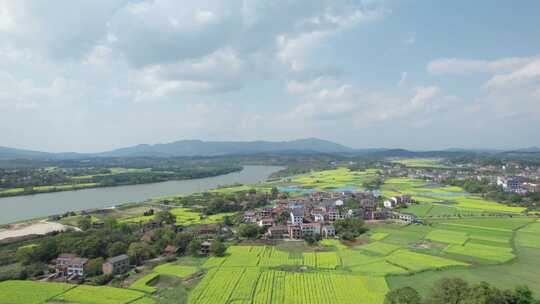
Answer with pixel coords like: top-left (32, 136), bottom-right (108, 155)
top-left (56, 254), bottom-right (89, 277)
top-left (290, 208), bottom-right (304, 225)
top-left (102, 254), bottom-right (130, 275)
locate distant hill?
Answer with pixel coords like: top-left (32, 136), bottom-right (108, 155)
top-left (98, 138), bottom-right (354, 157)
top-left (0, 146), bottom-right (52, 160)
top-left (507, 147), bottom-right (540, 153)
top-left (2, 140), bottom-right (538, 160)
top-left (0, 138), bottom-right (353, 159)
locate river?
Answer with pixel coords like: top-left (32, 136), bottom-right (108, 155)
top-left (0, 165), bottom-right (282, 224)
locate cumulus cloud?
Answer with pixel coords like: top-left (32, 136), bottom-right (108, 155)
top-left (485, 58), bottom-right (540, 89)
top-left (427, 56), bottom-right (536, 75)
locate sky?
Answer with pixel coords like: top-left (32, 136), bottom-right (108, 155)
top-left (0, 0), bottom-right (539, 153)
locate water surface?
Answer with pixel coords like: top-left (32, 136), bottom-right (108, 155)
top-left (0, 165), bottom-right (282, 224)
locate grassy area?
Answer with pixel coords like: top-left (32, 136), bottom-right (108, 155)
top-left (0, 280), bottom-right (74, 304)
top-left (382, 177), bottom-right (526, 216)
top-left (392, 158), bottom-right (451, 168)
top-left (0, 187), bottom-right (25, 195)
top-left (211, 184), bottom-right (272, 194)
top-left (52, 285), bottom-right (146, 304)
top-left (130, 263), bottom-right (200, 293)
top-left (289, 168), bottom-right (378, 191)
top-left (119, 208), bottom-right (235, 225)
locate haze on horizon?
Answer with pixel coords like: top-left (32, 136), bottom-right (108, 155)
top-left (1, 0), bottom-right (539, 153)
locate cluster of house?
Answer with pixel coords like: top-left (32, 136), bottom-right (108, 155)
top-left (54, 253), bottom-right (130, 280)
top-left (497, 176), bottom-right (539, 194)
top-left (244, 191), bottom-right (419, 240)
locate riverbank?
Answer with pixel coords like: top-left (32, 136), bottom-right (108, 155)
top-left (0, 220), bottom-right (78, 242)
top-left (0, 165), bottom-right (283, 225)
top-left (0, 167), bottom-right (243, 199)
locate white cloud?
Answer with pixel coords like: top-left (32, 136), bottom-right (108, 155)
top-left (485, 58), bottom-right (540, 89)
top-left (427, 56), bottom-right (536, 75)
top-left (410, 86), bottom-right (439, 106)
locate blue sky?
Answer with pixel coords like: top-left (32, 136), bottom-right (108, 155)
top-left (0, 0), bottom-right (539, 152)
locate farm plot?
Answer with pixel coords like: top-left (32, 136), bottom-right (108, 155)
top-left (188, 268), bottom-right (245, 304)
top-left (52, 285), bottom-right (146, 304)
top-left (516, 224), bottom-right (540, 249)
top-left (432, 222), bottom-right (513, 244)
top-left (290, 168), bottom-right (378, 191)
top-left (371, 225), bottom-right (431, 246)
top-left (245, 270), bottom-right (389, 304)
top-left (316, 252), bottom-right (341, 269)
top-left (227, 268), bottom-right (261, 303)
top-left (426, 229), bottom-right (468, 245)
top-left (120, 208), bottom-right (235, 225)
top-left (358, 241), bottom-right (400, 256)
top-left (130, 263), bottom-right (199, 293)
top-left (0, 280), bottom-right (74, 304)
top-left (444, 243), bottom-right (515, 263)
top-left (370, 232), bottom-right (389, 241)
top-left (349, 260), bottom-right (408, 276)
top-left (388, 246), bottom-right (540, 297)
top-left (385, 250), bottom-right (468, 272)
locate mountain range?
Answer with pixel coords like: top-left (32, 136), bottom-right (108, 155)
top-left (0, 139), bottom-right (538, 160)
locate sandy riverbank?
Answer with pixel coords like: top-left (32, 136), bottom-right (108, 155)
top-left (0, 220), bottom-right (77, 241)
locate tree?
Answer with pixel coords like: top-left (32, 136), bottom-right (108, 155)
top-left (77, 216), bottom-right (92, 231)
top-left (86, 257), bottom-right (104, 277)
top-left (510, 285), bottom-right (536, 304)
top-left (425, 278), bottom-right (470, 304)
top-left (154, 211), bottom-right (176, 225)
top-left (107, 241), bottom-right (127, 257)
top-left (275, 212), bottom-right (289, 225)
top-left (238, 223), bottom-right (260, 239)
top-left (16, 245), bottom-right (37, 265)
top-left (271, 187), bottom-right (279, 199)
top-left (465, 282), bottom-right (505, 304)
top-left (334, 218), bottom-right (367, 239)
top-left (385, 287), bottom-right (421, 304)
top-left (223, 215), bottom-right (233, 226)
top-left (175, 232), bottom-right (194, 253)
top-left (187, 240), bottom-right (202, 256)
top-left (104, 216), bottom-right (118, 230)
top-left (127, 242), bottom-right (154, 265)
top-left (209, 241), bottom-right (226, 257)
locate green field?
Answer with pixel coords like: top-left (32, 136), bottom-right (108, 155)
top-left (0, 281), bottom-right (149, 304)
top-left (392, 158), bottom-right (450, 168)
top-left (382, 177), bottom-right (526, 216)
top-left (0, 280), bottom-right (74, 304)
top-left (387, 218), bottom-right (540, 296)
top-left (130, 263), bottom-right (199, 293)
top-left (119, 207), bottom-right (235, 225)
top-left (189, 268), bottom-right (389, 304)
top-left (289, 168), bottom-right (378, 191)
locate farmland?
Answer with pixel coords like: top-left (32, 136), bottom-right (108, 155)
top-left (185, 216), bottom-right (539, 303)
top-left (288, 168), bottom-right (379, 192)
top-left (391, 158), bottom-right (450, 169)
top-left (119, 207), bottom-right (235, 225)
top-left (0, 280), bottom-right (151, 304)
top-left (130, 263), bottom-right (200, 293)
top-left (381, 177), bottom-right (526, 216)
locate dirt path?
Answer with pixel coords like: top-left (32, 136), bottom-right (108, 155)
top-left (0, 220), bottom-right (77, 241)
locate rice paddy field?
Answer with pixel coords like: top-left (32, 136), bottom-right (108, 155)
top-left (188, 215), bottom-right (538, 303)
top-left (129, 263), bottom-right (200, 293)
top-left (381, 177), bottom-right (526, 216)
top-left (391, 158), bottom-right (451, 169)
top-left (119, 207), bottom-right (235, 225)
top-left (2, 218), bottom-right (538, 303)
top-left (287, 168), bottom-right (379, 192)
top-left (0, 280), bottom-right (152, 304)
